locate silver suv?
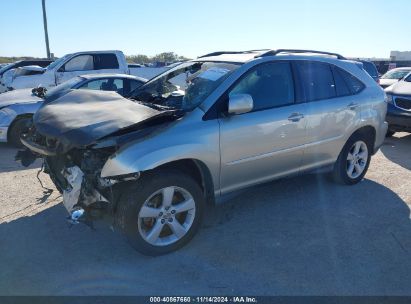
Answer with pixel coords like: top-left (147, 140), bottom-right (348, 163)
top-left (21, 49), bottom-right (388, 255)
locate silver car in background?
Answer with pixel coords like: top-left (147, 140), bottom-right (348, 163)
top-left (0, 74), bottom-right (146, 146)
top-left (21, 49), bottom-right (387, 255)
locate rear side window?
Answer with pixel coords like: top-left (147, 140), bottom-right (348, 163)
top-left (331, 66), bottom-right (352, 97)
top-left (94, 54), bottom-right (119, 70)
top-left (334, 67), bottom-right (365, 94)
top-left (294, 61), bottom-right (336, 102)
top-left (230, 61), bottom-right (295, 111)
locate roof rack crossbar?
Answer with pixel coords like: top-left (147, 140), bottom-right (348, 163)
top-left (256, 49), bottom-right (346, 60)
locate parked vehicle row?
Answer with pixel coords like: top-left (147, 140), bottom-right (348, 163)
top-left (0, 51), bottom-right (171, 93)
top-left (16, 49), bottom-right (387, 256)
top-left (385, 72), bottom-right (411, 136)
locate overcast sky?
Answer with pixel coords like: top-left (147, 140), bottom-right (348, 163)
top-left (0, 0), bottom-right (409, 59)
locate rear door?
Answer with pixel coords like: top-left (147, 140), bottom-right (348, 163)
top-left (295, 60), bottom-right (364, 171)
top-left (218, 61), bottom-right (307, 194)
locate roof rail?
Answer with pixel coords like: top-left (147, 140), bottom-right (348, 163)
top-left (198, 51), bottom-right (248, 58)
top-left (256, 49), bottom-right (346, 60)
top-left (198, 50), bottom-right (267, 58)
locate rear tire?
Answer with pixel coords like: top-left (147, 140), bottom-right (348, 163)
top-left (333, 133), bottom-right (372, 185)
top-left (8, 117), bottom-right (32, 148)
top-left (114, 169), bottom-right (205, 256)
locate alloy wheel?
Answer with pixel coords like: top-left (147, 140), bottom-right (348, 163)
top-left (346, 140), bottom-right (368, 179)
top-left (137, 186), bottom-right (196, 246)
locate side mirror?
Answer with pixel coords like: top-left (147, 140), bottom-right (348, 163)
top-left (228, 93), bottom-right (253, 115)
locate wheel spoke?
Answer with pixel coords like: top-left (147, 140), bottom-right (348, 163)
top-left (139, 206), bottom-right (161, 218)
top-left (168, 220), bottom-right (187, 238)
top-left (347, 163), bottom-right (355, 176)
top-left (347, 153), bottom-right (354, 161)
top-left (358, 151), bottom-right (367, 161)
top-left (162, 187), bottom-right (175, 207)
top-left (355, 163), bottom-right (363, 173)
top-left (146, 220), bottom-right (164, 243)
top-left (354, 142), bottom-right (361, 154)
top-left (174, 198), bottom-right (195, 214)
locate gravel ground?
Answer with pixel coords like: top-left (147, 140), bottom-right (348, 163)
top-left (0, 133), bottom-right (410, 295)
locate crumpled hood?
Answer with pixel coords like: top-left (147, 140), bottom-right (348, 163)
top-left (0, 88), bottom-right (41, 108)
top-left (385, 80), bottom-right (411, 96)
top-left (33, 90), bottom-right (168, 147)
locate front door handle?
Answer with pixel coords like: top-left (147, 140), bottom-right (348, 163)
top-left (288, 113), bottom-right (304, 122)
top-left (347, 102), bottom-right (359, 110)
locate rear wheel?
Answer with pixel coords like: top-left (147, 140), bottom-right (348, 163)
top-left (8, 117), bottom-right (32, 148)
top-left (333, 133), bottom-right (372, 185)
top-left (115, 169), bottom-right (205, 256)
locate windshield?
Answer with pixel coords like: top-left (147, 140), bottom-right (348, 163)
top-left (129, 61), bottom-right (241, 111)
top-left (44, 76), bottom-right (84, 97)
top-left (46, 54), bottom-right (71, 71)
top-left (381, 69), bottom-right (411, 80)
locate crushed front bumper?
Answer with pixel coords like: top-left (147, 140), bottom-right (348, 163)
top-left (62, 166), bottom-right (84, 213)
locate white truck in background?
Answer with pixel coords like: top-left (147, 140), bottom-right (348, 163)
top-left (1, 50), bottom-right (169, 92)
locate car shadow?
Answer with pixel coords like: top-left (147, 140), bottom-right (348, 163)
top-left (0, 143), bottom-right (41, 173)
top-left (0, 174), bottom-right (410, 295)
top-left (380, 133), bottom-right (411, 170)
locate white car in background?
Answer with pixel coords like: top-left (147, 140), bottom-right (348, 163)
top-left (380, 67), bottom-right (411, 88)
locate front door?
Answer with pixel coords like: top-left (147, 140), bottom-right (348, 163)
top-left (218, 61), bottom-right (307, 194)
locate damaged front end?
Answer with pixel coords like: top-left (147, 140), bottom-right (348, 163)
top-left (17, 90), bottom-right (181, 225)
top-left (20, 129), bottom-right (126, 224)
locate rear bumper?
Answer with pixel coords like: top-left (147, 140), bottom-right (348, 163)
top-left (0, 127), bottom-right (8, 142)
top-left (374, 121), bottom-right (388, 154)
top-left (386, 103), bottom-right (411, 132)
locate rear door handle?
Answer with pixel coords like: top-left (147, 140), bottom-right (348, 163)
top-left (347, 102), bottom-right (359, 110)
top-left (288, 113), bottom-right (304, 122)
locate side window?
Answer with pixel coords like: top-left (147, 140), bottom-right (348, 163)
top-left (79, 78), bottom-right (123, 93)
top-left (295, 61), bottom-right (336, 102)
top-left (94, 54), bottom-right (119, 70)
top-left (64, 55), bottom-right (94, 72)
top-left (336, 67), bottom-right (365, 94)
top-left (229, 62), bottom-right (295, 111)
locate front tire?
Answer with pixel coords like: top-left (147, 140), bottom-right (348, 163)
top-left (115, 169), bottom-right (205, 256)
top-left (8, 117), bottom-right (32, 148)
top-left (333, 133), bottom-right (372, 185)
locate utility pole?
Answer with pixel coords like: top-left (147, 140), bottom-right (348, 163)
top-left (42, 0), bottom-right (51, 58)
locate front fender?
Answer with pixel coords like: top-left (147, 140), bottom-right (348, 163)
top-left (101, 143), bottom-right (215, 178)
top-left (0, 102), bottom-right (41, 127)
